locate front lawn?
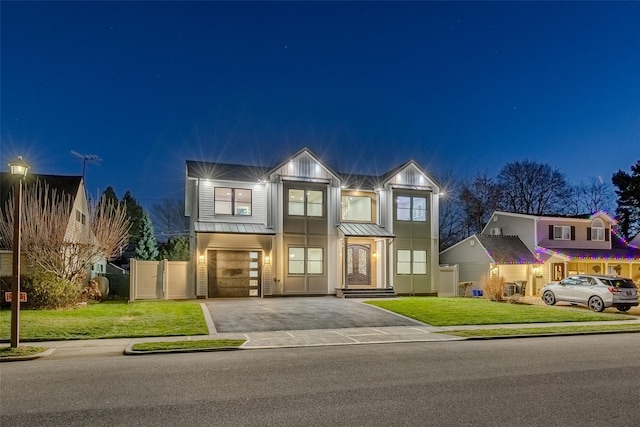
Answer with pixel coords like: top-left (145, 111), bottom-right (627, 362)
top-left (366, 297), bottom-right (634, 326)
top-left (0, 300), bottom-right (208, 341)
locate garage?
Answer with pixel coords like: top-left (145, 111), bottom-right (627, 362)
top-left (207, 250), bottom-right (262, 297)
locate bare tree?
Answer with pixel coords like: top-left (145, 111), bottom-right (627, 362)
top-left (570, 176), bottom-right (616, 215)
top-left (459, 173), bottom-right (503, 235)
top-left (150, 198), bottom-right (189, 238)
top-left (0, 181), bottom-right (130, 282)
top-left (497, 160), bottom-right (571, 215)
top-left (437, 174), bottom-right (467, 251)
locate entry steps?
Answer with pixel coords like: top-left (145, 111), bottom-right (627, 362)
top-left (336, 288), bottom-right (397, 298)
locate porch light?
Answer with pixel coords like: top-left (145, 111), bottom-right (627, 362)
top-left (198, 254), bottom-right (205, 264)
top-left (264, 255), bottom-right (270, 264)
top-left (8, 156), bottom-right (30, 177)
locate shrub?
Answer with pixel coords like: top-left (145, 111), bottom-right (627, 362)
top-left (0, 272), bottom-right (81, 309)
top-left (481, 275), bottom-right (505, 302)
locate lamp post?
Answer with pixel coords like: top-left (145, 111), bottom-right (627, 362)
top-left (8, 156), bottom-right (29, 348)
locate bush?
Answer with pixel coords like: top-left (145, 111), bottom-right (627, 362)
top-left (481, 275), bottom-right (506, 302)
top-left (0, 272), bottom-right (81, 309)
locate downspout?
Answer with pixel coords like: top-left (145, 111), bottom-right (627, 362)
top-left (386, 237), bottom-right (395, 289)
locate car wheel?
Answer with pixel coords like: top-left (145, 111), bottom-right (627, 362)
top-left (542, 291), bottom-right (556, 305)
top-left (617, 305), bottom-right (631, 312)
top-left (588, 296), bottom-right (605, 312)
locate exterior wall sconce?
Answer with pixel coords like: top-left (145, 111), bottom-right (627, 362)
top-left (198, 254), bottom-right (205, 264)
top-left (264, 255), bottom-right (270, 265)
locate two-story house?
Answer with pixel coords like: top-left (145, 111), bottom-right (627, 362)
top-left (185, 148), bottom-right (440, 298)
top-left (0, 172), bottom-right (105, 280)
top-left (440, 210), bottom-right (640, 296)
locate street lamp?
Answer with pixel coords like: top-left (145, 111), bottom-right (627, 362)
top-left (8, 156), bottom-right (29, 348)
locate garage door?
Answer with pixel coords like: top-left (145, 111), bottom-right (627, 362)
top-left (208, 251), bottom-right (261, 297)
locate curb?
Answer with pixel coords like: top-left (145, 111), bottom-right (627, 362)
top-left (123, 344), bottom-right (244, 355)
top-left (0, 347), bottom-right (56, 363)
top-left (457, 328), bottom-right (640, 340)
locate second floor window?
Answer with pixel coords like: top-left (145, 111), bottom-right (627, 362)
top-left (341, 196), bottom-right (372, 222)
top-left (396, 196), bottom-right (427, 222)
top-left (288, 189), bottom-right (324, 217)
top-left (553, 225), bottom-right (571, 240)
top-left (214, 187), bottom-right (252, 216)
top-left (589, 218), bottom-right (605, 241)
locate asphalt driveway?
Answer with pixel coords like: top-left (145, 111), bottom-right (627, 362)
top-left (204, 297), bottom-right (425, 332)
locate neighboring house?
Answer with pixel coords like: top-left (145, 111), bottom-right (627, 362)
top-left (441, 210), bottom-right (640, 296)
top-left (439, 234), bottom-right (540, 295)
top-left (0, 172), bottom-right (105, 280)
top-left (185, 147), bottom-right (441, 298)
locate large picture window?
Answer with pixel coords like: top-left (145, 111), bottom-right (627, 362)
top-left (396, 196), bottom-right (427, 222)
top-left (215, 188), bottom-right (252, 216)
top-left (397, 249), bottom-right (427, 275)
top-left (341, 196), bottom-right (372, 222)
top-left (288, 247), bottom-right (324, 275)
top-left (288, 189), bottom-right (324, 217)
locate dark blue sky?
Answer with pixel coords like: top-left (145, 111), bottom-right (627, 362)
top-left (2, 1), bottom-right (639, 205)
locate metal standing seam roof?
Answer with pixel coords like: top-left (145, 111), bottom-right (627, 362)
top-left (194, 221), bottom-right (276, 235)
top-left (337, 223), bottom-right (395, 238)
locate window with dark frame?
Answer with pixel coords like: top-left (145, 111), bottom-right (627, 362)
top-left (214, 187), bottom-right (252, 216)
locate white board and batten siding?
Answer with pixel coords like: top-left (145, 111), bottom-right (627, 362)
top-left (198, 180), bottom-right (267, 223)
top-left (270, 151), bottom-right (339, 184)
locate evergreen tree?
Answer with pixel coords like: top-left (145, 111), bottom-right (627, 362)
top-left (612, 161), bottom-right (640, 240)
top-left (135, 212), bottom-right (159, 260)
top-left (122, 191), bottom-right (144, 240)
top-left (158, 236), bottom-right (190, 261)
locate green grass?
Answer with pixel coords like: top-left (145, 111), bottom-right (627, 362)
top-left (0, 301), bottom-right (208, 341)
top-left (131, 339), bottom-right (246, 352)
top-left (0, 345), bottom-right (48, 358)
top-left (366, 297), bottom-right (634, 326)
top-left (444, 323), bottom-right (640, 338)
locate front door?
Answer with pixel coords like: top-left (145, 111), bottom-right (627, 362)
top-left (347, 244), bottom-right (371, 286)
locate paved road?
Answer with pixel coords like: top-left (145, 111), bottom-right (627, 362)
top-left (204, 297), bottom-right (423, 332)
top-left (2, 334), bottom-right (639, 426)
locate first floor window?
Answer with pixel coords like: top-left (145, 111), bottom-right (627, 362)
top-left (397, 249), bottom-right (427, 275)
top-left (288, 247), bottom-right (324, 275)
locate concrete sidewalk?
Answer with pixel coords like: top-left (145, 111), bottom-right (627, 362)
top-left (14, 318), bottom-right (640, 360)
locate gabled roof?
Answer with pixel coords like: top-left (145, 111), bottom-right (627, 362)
top-left (476, 235), bottom-right (540, 264)
top-left (267, 147), bottom-right (342, 183)
top-left (538, 233), bottom-right (640, 261)
top-left (337, 223), bottom-right (395, 238)
top-left (486, 210), bottom-right (616, 226)
top-left (0, 172), bottom-right (82, 211)
top-left (186, 161), bottom-right (269, 182)
top-left (380, 159), bottom-right (440, 189)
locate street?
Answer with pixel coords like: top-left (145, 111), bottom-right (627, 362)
top-left (2, 334), bottom-right (639, 426)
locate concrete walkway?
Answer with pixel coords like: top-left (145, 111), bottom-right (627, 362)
top-left (4, 298), bottom-right (639, 360)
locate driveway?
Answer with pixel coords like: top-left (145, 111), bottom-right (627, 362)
top-left (204, 297), bottom-right (425, 332)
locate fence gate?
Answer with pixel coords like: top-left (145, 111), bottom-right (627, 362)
top-left (130, 259), bottom-right (193, 301)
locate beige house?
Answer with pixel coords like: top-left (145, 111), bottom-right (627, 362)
top-left (0, 172), bottom-right (105, 280)
top-left (185, 147), bottom-right (441, 298)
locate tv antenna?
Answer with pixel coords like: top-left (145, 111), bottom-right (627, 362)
top-left (71, 151), bottom-right (102, 180)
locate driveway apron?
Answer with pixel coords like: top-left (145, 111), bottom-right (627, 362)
top-left (204, 297), bottom-right (424, 332)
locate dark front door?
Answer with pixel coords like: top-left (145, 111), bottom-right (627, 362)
top-left (208, 250), bottom-right (261, 297)
top-left (347, 244), bottom-right (371, 286)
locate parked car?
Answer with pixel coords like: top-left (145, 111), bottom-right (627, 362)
top-left (541, 275), bottom-right (638, 312)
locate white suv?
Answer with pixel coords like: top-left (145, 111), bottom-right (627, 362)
top-left (541, 275), bottom-right (638, 312)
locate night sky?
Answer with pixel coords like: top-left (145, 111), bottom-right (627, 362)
top-left (2, 1), bottom-right (639, 206)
